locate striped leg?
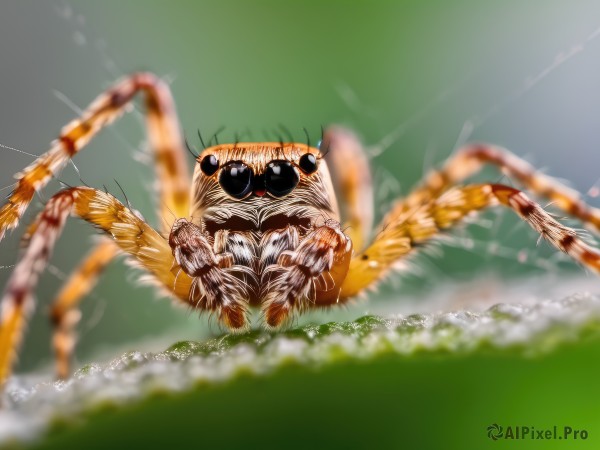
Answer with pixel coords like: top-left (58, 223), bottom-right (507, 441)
top-left (321, 126), bottom-right (373, 252)
top-left (0, 187), bottom-right (200, 388)
top-left (50, 239), bottom-right (119, 379)
top-left (0, 72), bottom-right (191, 242)
top-left (396, 144), bottom-right (600, 232)
top-left (0, 73), bottom-right (192, 378)
top-left (340, 183), bottom-right (600, 298)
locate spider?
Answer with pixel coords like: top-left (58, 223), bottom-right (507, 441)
top-left (1, 72), bottom-right (600, 388)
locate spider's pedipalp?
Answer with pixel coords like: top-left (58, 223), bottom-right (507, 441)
top-left (261, 221), bottom-right (352, 328)
top-left (169, 219), bottom-right (250, 330)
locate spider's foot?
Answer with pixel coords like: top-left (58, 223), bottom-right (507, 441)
top-left (261, 267), bottom-right (312, 329)
top-left (219, 302), bottom-right (250, 332)
top-left (263, 297), bottom-right (293, 329)
top-left (0, 201), bottom-right (20, 242)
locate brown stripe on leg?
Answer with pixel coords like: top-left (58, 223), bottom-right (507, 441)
top-left (341, 183), bottom-right (600, 298)
top-left (321, 126), bottom-right (373, 252)
top-left (0, 186), bottom-right (199, 388)
top-left (0, 72), bottom-right (190, 243)
top-left (413, 144), bottom-right (600, 232)
top-left (490, 183), bottom-right (600, 273)
top-left (0, 191), bottom-right (75, 387)
top-left (70, 188), bottom-right (194, 299)
top-left (133, 73), bottom-right (191, 226)
top-left (50, 239), bottom-right (120, 379)
top-left (340, 186), bottom-right (479, 298)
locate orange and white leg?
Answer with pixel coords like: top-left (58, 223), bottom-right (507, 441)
top-left (261, 220), bottom-right (352, 328)
top-left (0, 187), bottom-right (204, 388)
top-left (340, 183), bottom-right (600, 298)
top-left (49, 239), bottom-right (119, 379)
top-left (0, 72), bottom-right (191, 243)
top-left (321, 126), bottom-right (373, 252)
top-left (398, 144), bottom-right (600, 232)
top-left (0, 73), bottom-right (192, 378)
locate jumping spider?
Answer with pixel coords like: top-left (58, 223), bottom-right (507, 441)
top-left (1, 73), bottom-right (599, 387)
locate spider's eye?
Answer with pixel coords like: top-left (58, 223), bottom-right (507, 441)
top-left (298, 153), bottom-right (318, 174)
top-left (200, 154), bottom-right (219, 176)
top-left (265, 160), bottom-right (300, 197)
top-left (219, 162), bottom-right (253, 199)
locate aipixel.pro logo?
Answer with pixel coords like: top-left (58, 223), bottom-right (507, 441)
top-left (487, 424), bottom-right (588, 441)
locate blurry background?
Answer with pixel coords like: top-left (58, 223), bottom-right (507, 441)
top-left (1, 0), bottom-right (600, 373)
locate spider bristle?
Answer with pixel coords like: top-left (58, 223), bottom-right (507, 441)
top-left (57, 178), bottom-right (74, 189)
top-left (302, 127), bottom-right (311, 148)
top-left (209, 125), bottom-right (226, 146)
top-left (113, 178), bottom-right (133, 210)
top-left (318, 127), bottom-right (331, 158)
top-left (184, 136), bottom-right (200, 159)
top-left (278, 123), bottom-right (294, 143)
top-left (197, 129), bottom-right (207, 149)
top-left (271, 129), bottom-right (285, 148)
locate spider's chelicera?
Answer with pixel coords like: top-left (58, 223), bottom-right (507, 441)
top-left (1, 72), bottom-right (600, 387)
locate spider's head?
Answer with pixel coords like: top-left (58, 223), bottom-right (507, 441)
top-left (190, 142), bottom-right (339, 230)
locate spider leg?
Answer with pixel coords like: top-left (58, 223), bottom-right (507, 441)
top-left (49, 239), bottom-right (119, 379)
top-left (0, 73), bottom-right (191, 378)
top-left (0, 187), bottom-right (200, 387)
top-left (321, 126), bottom-right (373, 252)
top-left (261, 220), bottom-right (352, 328)
top-left (340, 183), bottom-right (600, 298)
top-left (400, 144), bottom-right (600, 232)
top-left (0, 72), bottom-right (191, 242)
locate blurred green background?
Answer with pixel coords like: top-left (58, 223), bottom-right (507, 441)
top-left (1, 1), bottom-right (600, 446)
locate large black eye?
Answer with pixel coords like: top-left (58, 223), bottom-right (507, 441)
top-left (265, 160), bottom-right (300, 197)
top-left (200, 154), bottom-right (219, 176)
top-left (298, 153), bottom-right (318, 174)
top-left (219, 162), bottom-right (253, 199)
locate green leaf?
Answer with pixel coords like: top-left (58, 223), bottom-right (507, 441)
top-left (4, 293), bottom-right (600, 449)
